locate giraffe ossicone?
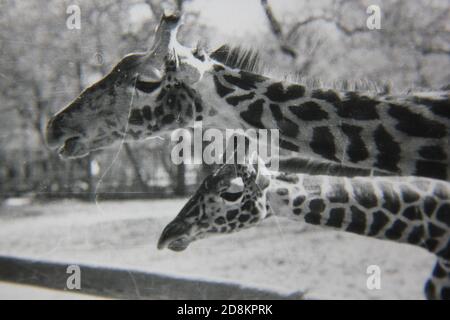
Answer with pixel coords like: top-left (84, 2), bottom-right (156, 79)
top-left (45, 13), bottom-right (449, 180)
top-left (158, 155), bottom-right (450, 299)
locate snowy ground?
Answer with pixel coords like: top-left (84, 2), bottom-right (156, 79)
top-left (0, 198), bottom-right (434, 299)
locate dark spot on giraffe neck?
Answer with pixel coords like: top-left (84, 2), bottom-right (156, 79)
top-left (385, 219), bottom-right (408, 240)
top-left (305, 199), bottom-right (325, 225)
top-left (238, 70), bottom-right (266, 86)
top-left (432, 261), bottom-right (447, 278)
top-left (373, 125), bottom-right (401, 173)
top-left (225, 92), bottom-right (255, 106)
top-left (240, 99), bottom-right (265, 129)
top-left (335, 92), bottom-right (380, 120)
top-left (428, 223), bottom-right (447, 238)
top-left (269, 104), bottom-right (299, 138)
top-left (325, 207), bottom-right (345, 228)
top-left (289, 101), bottom-right (329, 121)
top-left (213, 75), bottom-right (235, 97)
top-left (388, 103), bottom-right (447, 138)
top-left (425, 238), bottom-right (440, 252)
top-left (423, 196), bottom-right (437, 217)
top-left (304, 212), bottom-right (321, 224)
top-left (402, 205), bottom-right (422, 220)
top-left (368, 210), bottom-right (389, 236)
top-left (415, 161), bottom-right (447, 180)
top-left (310, 126), bottom-right (339, 162)
top-left (435, 204), bottom-right (450, 227)
top-left (413, 96), bottom-right (450, 119)
top-left (418, 145), bottom-right (447, 161)
top-left (269, 103), bottom-right (283, 121)
top-left (311, 89), bottom-right (341, 104)
top-left (265, 82), bottom-right (305, 102)
top-left (346, 206), bottom-right (367, 234)
top-left (280, 140), bottom-right (300, 152)
top-left (424, 280), bottom-right (436, 299)
top-left (223, 73), bottom-right (257, 91)
top-left (340, 124), bottom-right (369, 163)
top-left (437, 239), bottom-right (450, 260)
top-left (407, 225), bottom-right (424, 245)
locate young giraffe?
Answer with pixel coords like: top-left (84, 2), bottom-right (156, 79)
top-left (158, 156), bottom-right (450, 299)
top-left (45, 13), bottom-right (450, 180)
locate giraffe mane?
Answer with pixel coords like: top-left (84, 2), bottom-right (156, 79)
top-left (210, 44), bottom-right (261, 73)
top-left (208, 45), bottom-right (449, 95)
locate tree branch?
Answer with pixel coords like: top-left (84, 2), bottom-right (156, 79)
top-left (260, 0), bottom-right (297, 59)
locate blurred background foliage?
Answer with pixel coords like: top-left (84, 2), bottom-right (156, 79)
top-left (0, 0), bottom-right (448, 200)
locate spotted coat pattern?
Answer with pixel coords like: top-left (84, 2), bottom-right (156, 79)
top-left (160, 162), bottom-right (450, 299)
top-left (211, 65), bottom-right (449, 180)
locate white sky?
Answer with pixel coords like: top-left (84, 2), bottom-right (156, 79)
top-left (187, 0), bottom-right (267, 36)
top-left (129, 0), bottom-right (303, 39)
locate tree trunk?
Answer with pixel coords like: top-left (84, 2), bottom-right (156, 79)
top-left (123, 143), bottom-right (149, 193)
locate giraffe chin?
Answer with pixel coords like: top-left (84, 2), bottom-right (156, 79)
top-left (167, 239), bottom-right (190, 252)
top-left (157, 234), bottom-right (191, 252)
top-left (57, 137), bottom-right (89, 159)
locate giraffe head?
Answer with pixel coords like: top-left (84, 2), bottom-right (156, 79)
top-left (158, 156), bottom-right (271, 251)
top-left (45, 12), bottom-right (220, 158)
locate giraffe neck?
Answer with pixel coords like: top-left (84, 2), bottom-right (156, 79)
top-left (263, 171), bottom-right (450, 257)
top-left (200, 64), bottom-right (449, 180)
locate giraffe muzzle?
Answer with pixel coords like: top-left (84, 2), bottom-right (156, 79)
top-left (46, 114), bottom-right (88, 158)
top-left (157, 220), bottom-right (191, 251)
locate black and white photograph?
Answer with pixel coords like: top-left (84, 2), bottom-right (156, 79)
top-left (0, 0), bottom-right (449, 303)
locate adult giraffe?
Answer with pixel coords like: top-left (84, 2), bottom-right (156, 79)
top-left (45, 13), bottom-right (449, 180)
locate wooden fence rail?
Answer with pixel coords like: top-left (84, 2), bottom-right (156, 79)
top-left (0, 255), bottom-right (303, 299)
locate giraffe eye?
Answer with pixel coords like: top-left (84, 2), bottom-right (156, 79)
top-left (135, 75), bottom-right (161, 93)
top-left (220, 178), bottom-right (244, 202)
top-left (220, 191), bottom-right (243, 202)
